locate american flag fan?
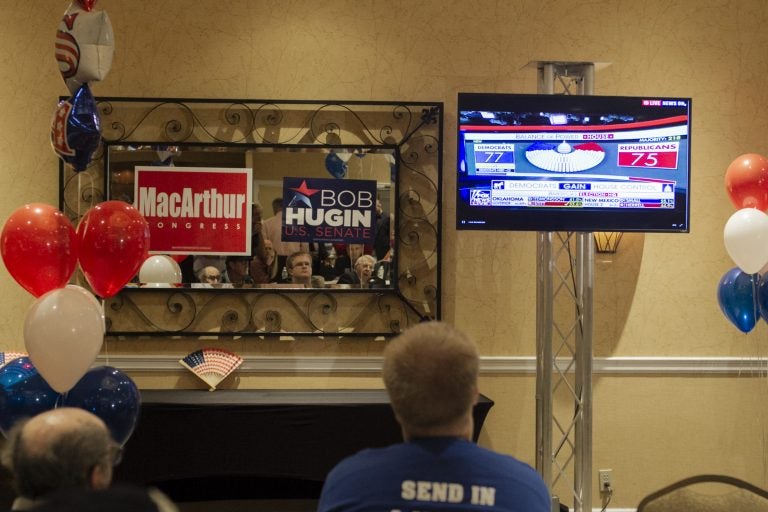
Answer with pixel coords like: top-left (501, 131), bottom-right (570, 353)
top-left (0, 352), bottom-right (28, 369)
top-left (179, 348), bottom-right (243, 391)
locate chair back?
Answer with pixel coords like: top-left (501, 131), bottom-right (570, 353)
top-left (637, 474), bottom-right (768, 512)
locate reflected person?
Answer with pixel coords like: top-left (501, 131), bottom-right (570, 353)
top-left (337, 254), bottom-right (383, 288)
top-left (284, 251), bottom-right (313, 287)
top-left (336, 243), bottom-right (365, 275)
top-left (222, 256), bottom-right (253, 287)
top-left (195, 266), bottom-right (222, 288)
top-left (248, 203), bottom-right (277, 284)
top-left (262, 197), bottom-right (309, 273)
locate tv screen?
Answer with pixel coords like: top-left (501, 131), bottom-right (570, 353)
top-left (456, 93), bottom-right (692, 232)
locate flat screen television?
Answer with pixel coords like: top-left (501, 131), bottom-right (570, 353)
top-left (456, 93), bottom-right (692, 232)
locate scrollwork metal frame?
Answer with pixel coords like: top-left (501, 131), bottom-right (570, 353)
top-left (59, 98), bottom-right (442, 337)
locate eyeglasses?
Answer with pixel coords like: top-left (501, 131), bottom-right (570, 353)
top-left (202, 274), bottom-right (221, 282)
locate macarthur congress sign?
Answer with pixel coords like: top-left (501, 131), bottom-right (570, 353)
top-left (134, 166), bottom-right (252, 255)
top-left (281, 177), bottom-right (377, 244)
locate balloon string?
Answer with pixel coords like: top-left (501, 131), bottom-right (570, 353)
top-left (101, 298), bottom-right (109, 367)
top-left (755, 273), bottom-right (761, 329)
top-left (77, 172), bottom-right (81, 217)
top-left (75, 170), bottom-right (95, 218)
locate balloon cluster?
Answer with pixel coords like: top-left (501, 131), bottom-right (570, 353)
top-left (0, 358), bottom-right (140, 445)
top-left (719, 153), bottom-right (768, 332)
top-left (0, 201), bottom-right (149, 394)
top-left (51, 0), bottom-right (114, 172)
top-left (0, 2), bottom-right (143, 444)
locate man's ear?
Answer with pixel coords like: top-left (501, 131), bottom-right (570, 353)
top-left (89, 463), bottom-right (112, 490)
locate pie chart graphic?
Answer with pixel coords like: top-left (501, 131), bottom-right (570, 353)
top-left (525, 141), bottom-right (605, 172)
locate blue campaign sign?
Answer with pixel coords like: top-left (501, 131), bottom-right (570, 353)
top-left (281, 177), bottom-right (378, 244)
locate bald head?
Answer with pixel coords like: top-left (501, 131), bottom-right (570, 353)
top-left (2, 408), bottom-right (116, 499)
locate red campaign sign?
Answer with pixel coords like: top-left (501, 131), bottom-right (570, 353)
top-left (617, 142), bottom-right (679, 170)
top-left (134, 166), bottom-right (252, 255)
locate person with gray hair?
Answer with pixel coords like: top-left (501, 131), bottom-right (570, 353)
top-left (337, 254), bottom-right (381, 288)
top-left (318, 321), bottom-right (550, 512)
top-left (0, 408), bottom-right (121, 510)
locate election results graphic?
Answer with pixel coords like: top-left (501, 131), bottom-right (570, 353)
top-left (134, 166), bottom-right (253, 255)
top-left (280, 177), bottom-right (377, 244)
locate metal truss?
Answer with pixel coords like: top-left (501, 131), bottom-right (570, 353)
top-left (534, 62), bottom-right (596, 512)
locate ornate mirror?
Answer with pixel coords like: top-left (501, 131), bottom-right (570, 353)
top-left (59, 99), bottom-right (442, 336)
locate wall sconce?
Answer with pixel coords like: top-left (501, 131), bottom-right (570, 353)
top-left (593, 232), bottom-right (623, 253)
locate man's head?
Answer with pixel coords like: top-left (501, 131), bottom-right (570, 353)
top-left (251, 203), bottom-right (263, 233)
top-left (197, 266), bottom-right (221, 284)
top-left (263, 239), bottom-right (275, 264)
top-left (346, 244), bottom-right (364, 265)
top-left (271, 198), bottom-right (282, 215)
top-left (354, 254), bottom-right (376, 283)
top-left (225, 257), bottom-right (250, 283)
top-left (1, 408), bottom-right (119, 500)
top-left (287, 251), bottom-right (313, 284)
top-left (382, 322), bottom-right (479, 439)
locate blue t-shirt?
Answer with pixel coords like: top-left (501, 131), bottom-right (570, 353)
top-left (318, 437), bottom-right (550, 512)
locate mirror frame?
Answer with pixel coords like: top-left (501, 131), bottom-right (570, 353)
top-left (59, 98), bottom-right (443, 337)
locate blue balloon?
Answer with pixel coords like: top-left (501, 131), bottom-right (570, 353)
top-left (0, 357), bottom-right (60, 436)
top-left (717, 267), bottom-right (760, 333)
top-left (64, 366), bottom-right (141, 446)
top-left (324, 152), bottom-right (348, 179)
top-left (50, 83), bottom-right (101, 172)
top-left (758, 276), bottom-right (768, 322)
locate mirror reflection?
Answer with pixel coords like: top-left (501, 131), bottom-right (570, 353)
top-left (107, 144), bottom-right (396, 290)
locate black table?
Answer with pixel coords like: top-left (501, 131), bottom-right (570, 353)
top-left (114, 389), bottom-right (494, 502)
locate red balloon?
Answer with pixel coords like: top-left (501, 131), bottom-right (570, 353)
top-left (724, 153), bottom-right (768, 210)
top-left (169, 254), bottom-right (188, 263)
top-left (1, 204), bottom-right (78, 297)
top-left (77, 201), bottom-right (150, 298)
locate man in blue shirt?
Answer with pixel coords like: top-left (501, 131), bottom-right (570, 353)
top-left (318, 321), bottom-right (550, 512)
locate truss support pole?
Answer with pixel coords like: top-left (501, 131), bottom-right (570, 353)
top-left (534, 61), bottom-right (596, 512)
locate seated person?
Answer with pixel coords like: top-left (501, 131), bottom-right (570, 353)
top-left (222, 256), bottom-right (254, 287)
top-left (283, 251), bottom-right (313, 287)
top-left (337, 254), bottom-right (385, 288)
top-left (317, 322), bottom-right (550, 512)
top-left (192, 255), bottom-right (225, 279)
top-left (0, 408), bottom-right (124, 511)
top-left (317, 244), bottom-right (342, 281)
top-left (194, 266), bottom-right (222, 288)
top-left (249, 238), bottom-right (279, 284)
top-left (334, 243), bottom-right (366, 275)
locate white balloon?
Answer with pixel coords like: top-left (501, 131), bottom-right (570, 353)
top-left (724, 208), bottom-right (768, 274)
top-left (65, 284), bottom-right (105, 334)
top-left (24, 287), bottom-right (105, 393)
top-left (138, 255), bottom-right (182, 284)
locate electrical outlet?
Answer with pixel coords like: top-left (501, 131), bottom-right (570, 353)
top-left (598, 469), bottom-right (613, 492)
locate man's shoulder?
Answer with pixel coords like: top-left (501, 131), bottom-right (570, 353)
top-left (319, 441), bottom-right (550, 512)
